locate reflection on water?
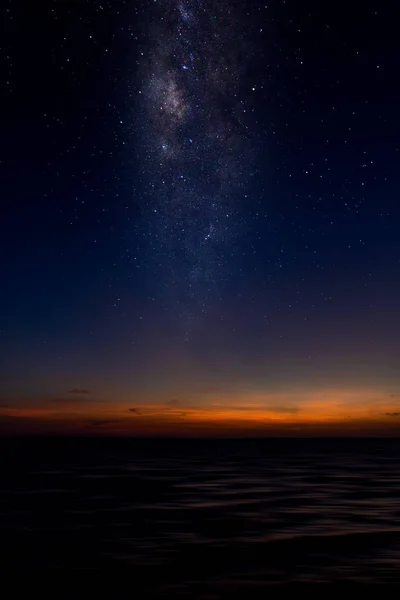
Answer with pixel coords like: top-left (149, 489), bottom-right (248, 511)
top-left (2, 438), bottom-right (400, 592)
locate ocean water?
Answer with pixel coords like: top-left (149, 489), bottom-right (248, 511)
top-left (2, 438), bottom-right (400, 594)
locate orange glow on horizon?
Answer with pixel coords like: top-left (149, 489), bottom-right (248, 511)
top-left (1, 386), bottom-right (400, 436)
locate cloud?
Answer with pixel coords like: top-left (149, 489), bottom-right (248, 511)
top-left (128, 408), bottom-right (141, 415)
top-left (166, 399), bottom-right (180, 406)
top-left (88, 419), bottom-right (121, 428)
top-left (385, 412), bottom-right (400, 417)
top-left (68, 389), bottom-right (90, 394)
top-left (390, 394), bottom-right (400, 398)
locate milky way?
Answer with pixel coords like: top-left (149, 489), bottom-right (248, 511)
top-left (139, 0), bottom-right (253, 335)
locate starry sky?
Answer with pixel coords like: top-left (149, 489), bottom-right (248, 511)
top-left (1, 0), bottom-right (400, 436)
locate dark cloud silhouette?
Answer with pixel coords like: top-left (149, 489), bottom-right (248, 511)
top-left (68, 389), bottom-right (90, 394)
top-left (129, 408), bottom-right (141, 415)
top-left (386, 412), bottom-right (400, 417)
top-left (390, 394), bottom-right (400, 398)
top-left (88, 419), bottom-right (121, 428)
top-left (163, 419), bottom-right (197, 426)
top-left (166, 399), bottom-right (181, 406)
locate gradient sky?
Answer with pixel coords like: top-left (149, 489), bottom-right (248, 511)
top-left (1, 0), bottom-right (400, 436)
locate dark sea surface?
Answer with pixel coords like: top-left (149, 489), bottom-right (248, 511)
top-left (2, 438), bottom-right (400, 595)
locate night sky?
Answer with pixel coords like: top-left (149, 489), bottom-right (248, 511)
top-left (1, 0), bottom-right (400, 435)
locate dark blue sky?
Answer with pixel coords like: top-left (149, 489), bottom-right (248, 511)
top-left (1, 0), bottom-right (400, 435)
